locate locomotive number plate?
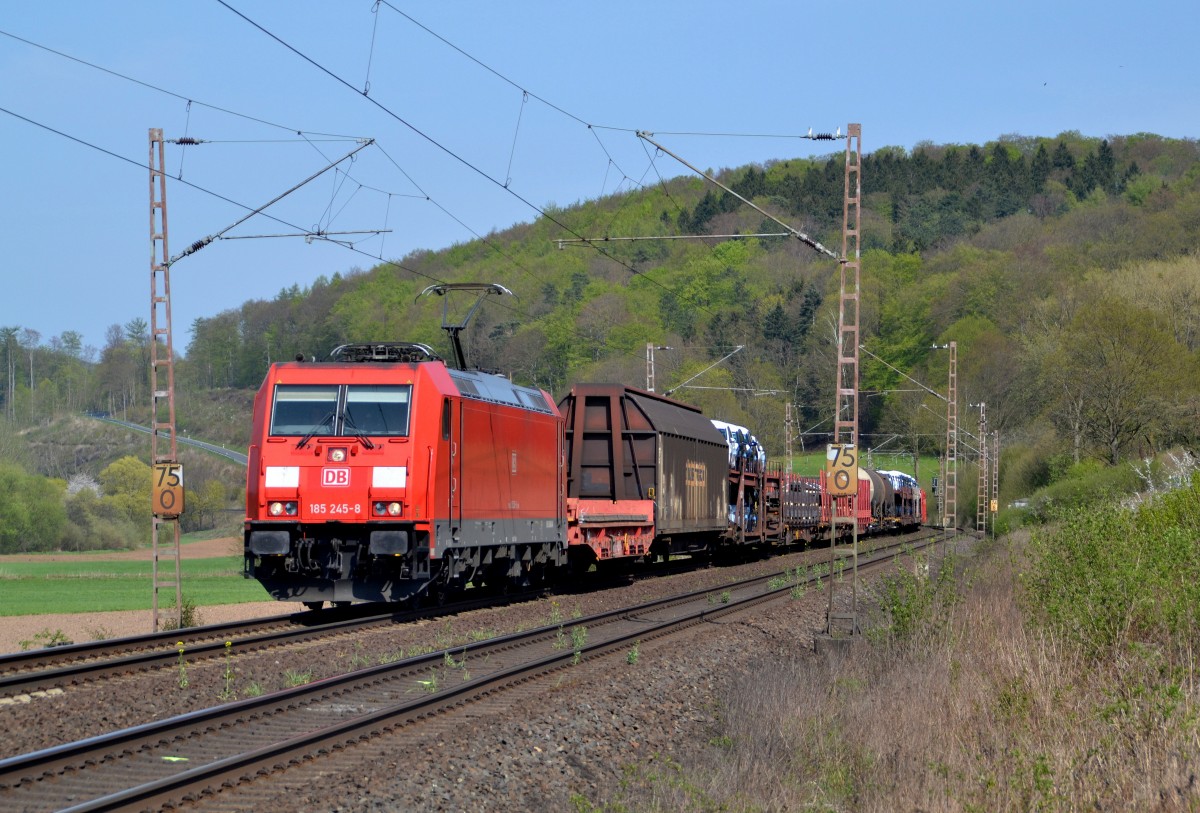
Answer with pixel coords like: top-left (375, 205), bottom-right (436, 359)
top-left (308, 502), bottom-right (363, 517)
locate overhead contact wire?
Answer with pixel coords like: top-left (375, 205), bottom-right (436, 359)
top-left (215, 1), bottom-right (717, 319)
top-left (376, 0), bottom-right (612, 131)
top-left (0, 27), bottom-right (363, 140)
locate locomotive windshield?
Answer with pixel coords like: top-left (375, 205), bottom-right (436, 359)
top-left (270, 385), bottom-right (338, 435)
top-left (344, 385), bottom-right (410, 436)
top-left (269, 384), bottom-right (411, 437)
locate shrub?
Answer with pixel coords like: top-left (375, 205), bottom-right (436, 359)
top-left (0, 462), bottom-right (68, 552)
top-left (1022, 475), bottom-right (1200, 658)
top-left (161, 594), bottom-right (204, 631)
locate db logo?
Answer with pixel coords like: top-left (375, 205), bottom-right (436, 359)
top-left (322, 468), bottom-right (351, 487)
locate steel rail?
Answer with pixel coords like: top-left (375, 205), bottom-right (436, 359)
top-left (0, 589), bottom-right (544, 697)
top-left (0, 532), bottom-right (942, 811)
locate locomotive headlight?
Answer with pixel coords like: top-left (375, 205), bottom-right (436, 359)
top-left (328, 447), bottom-right (348, 463)
top-left (269, 501), bottom-right (285, 516)
top-left (373, 501), bottom-right (403, 517)
top-left (269, 501), bottom-right (297, 517)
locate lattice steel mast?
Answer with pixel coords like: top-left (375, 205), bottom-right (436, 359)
top-left (944, 342), bottom-right (958, 534)
top-left (825, 124), bottom-right (863, 637)
top-left (975, 402), bottom-right (988, 533)
top-left (991, 430), bottom-right (1000, 535)
top-left (149, 128), bottom-right (182, 632)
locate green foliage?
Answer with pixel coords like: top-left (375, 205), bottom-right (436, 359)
top-left (1023, 462), bottom-right (1141, 520)
top-left (175, 641), bottom-right (189, 689)
top-left (328, 272), bottom-right (421, 345)
top-left (571, 625), bottom-right (588, 665)
top-left (98, 456), bottom-right (152, 538)
top-left (0, 462), bottom-right (67, 553)
top-left (1022, 476), bottom-right (1200, 657)
top-left (874, 554), bottom-right (959, 641)
top-left (284, 668), bottom-right (314, 687)
top-left (161, 593), bottom-right (204, 631)
top-left (18, 627), bottom-right (72, 651)
top-left (61, 486), bottom-right (139, 552)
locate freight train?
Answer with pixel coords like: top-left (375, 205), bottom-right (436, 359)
top-left (243, 343), bottom-right (927, 608)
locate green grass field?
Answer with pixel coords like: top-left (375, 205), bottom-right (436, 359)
top-left (0, 556), bottom-right (271, 616)
top-left (786, 451), bottom-right (940, 486)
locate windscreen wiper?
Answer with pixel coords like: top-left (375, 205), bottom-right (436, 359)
top-left (296, 410), bottom-right (336, 449)
top-left (340, 411), bottom-right (377, 449)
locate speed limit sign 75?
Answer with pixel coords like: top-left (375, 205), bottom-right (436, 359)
top-left (825, 444), bottom-right (859, 497)
top-left (152, 462), bottom-right (185, 517)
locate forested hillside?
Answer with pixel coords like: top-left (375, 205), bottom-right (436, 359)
top-left (2, 130), bottom-right (1198, 550)
top-left (183, 132), bottom-right (1200, 488)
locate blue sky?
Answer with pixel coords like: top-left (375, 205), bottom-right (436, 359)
top-left (1, 1), bottom-right (1194, 354)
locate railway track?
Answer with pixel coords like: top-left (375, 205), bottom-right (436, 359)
top-left (0, 590), bottom-right (550, 700)
top-left (0, 532), bottom-right (913, 699)
top-left (0, 531), bottom-right (944, 812)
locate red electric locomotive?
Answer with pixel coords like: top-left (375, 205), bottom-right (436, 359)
top-left (243, 341), bottom-right (565, 607)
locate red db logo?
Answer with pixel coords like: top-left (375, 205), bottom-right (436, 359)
top-left (322, 468), bottom-right (350, 487)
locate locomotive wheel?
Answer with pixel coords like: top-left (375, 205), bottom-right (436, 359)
top-left (303, 601), bottom-right (324, 611)
top-left (479, 562), bottom-right (513, 595)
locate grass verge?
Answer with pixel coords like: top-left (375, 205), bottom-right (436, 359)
top-left (0, 556), bottom-right (268, 615)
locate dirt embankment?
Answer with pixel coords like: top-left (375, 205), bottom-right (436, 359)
top-left (1, 535), bottom-right (241, 563)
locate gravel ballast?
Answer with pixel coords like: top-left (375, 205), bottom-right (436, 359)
top-left (2, 542), bottom-right (921, 811)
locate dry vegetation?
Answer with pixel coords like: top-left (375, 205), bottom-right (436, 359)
top-left (592, 525), bottom-right (1200, 812)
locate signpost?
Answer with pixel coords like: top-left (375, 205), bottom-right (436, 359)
top-left (152, 462), bottom-right (185, 518)
top-left (825, 443), bottom-right (859, 497)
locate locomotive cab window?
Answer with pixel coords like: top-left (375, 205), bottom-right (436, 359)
top-left (270, 385), bottom-right (338, 435)
top-left (345, 385), bottom-right (411, 436)
top-left (269, 384), bottom-right (411, 438)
